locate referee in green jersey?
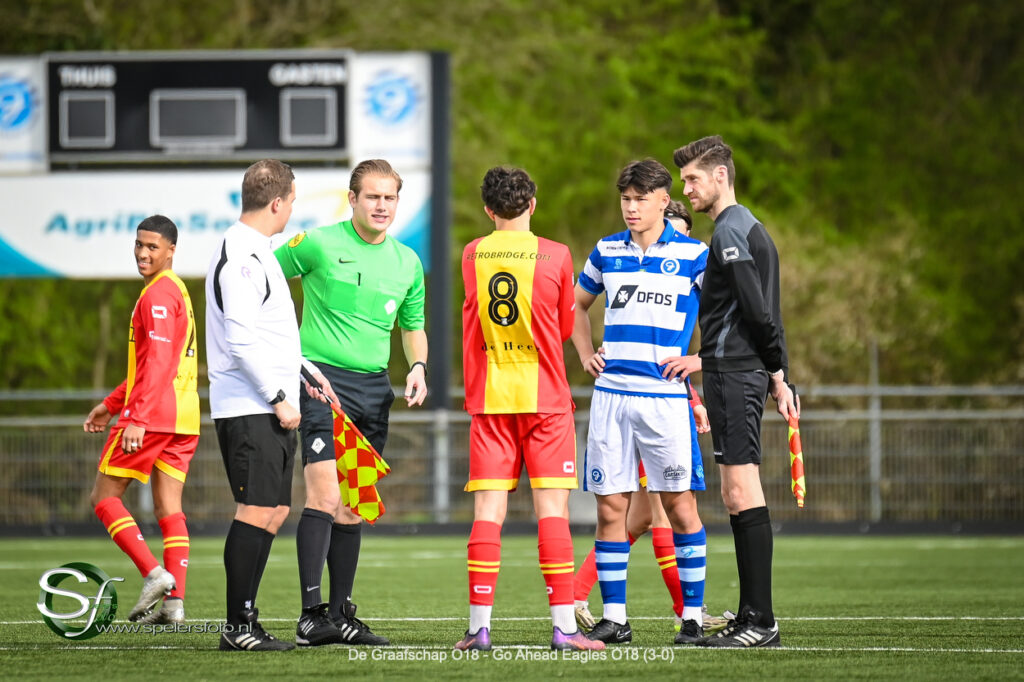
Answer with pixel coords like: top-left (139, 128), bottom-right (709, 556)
top-left (275, 159), bottom-right (428, 646)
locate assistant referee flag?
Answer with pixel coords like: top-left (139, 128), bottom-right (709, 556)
top-left (332, 404), bottom-right (391, 524)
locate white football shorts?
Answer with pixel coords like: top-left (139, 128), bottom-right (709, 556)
top-left (583, 389), bottom-right (697, 494)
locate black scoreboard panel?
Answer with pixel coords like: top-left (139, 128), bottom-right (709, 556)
top-left (46, 51), bottom-right (350, 165)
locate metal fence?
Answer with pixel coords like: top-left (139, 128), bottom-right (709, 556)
top-left (1, 386), bottom-right (1022, 529)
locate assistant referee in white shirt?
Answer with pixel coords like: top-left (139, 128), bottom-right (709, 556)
top-left (205, 159), bottom-right (336, 652)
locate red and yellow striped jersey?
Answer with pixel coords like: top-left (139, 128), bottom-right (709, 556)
top-left (103, 270), bottom-right (200, 435)
top-left (462, 230), bottom-right (575, 415)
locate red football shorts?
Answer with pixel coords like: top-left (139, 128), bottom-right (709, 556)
top-left (97, 427), bottom-right (198, 484)
top-left (466, 412), bottom-right (578, 492)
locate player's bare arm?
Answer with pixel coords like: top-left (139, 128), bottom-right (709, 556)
top-left (273, 400), bottom-right (301, 430)
top-left (402, 327), bottom-right (428, 407)
top-left (572, 284), bottom-right (604, 378)
top-left (302, 366), bottom-right (339, 406)
top-left (659, 353), bottom-right (702, 381)
top-left (693, 404), bottom-right (710, 433)
top-left (83, 402), bottom-right (112, 433)
top-left (770, 374), bottom-right (800, 420)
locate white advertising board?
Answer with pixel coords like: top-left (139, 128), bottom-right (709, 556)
top-left (0, 167), bottom-right (430, 278)
top-left (347, 52), bottom-right (432, 169)
top-left (0, 57), bottom-right (47, 174)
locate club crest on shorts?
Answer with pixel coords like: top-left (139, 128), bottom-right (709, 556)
top-left (589, 467), bottom-right (605, 484)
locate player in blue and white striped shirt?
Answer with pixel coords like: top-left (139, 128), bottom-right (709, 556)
top-left (572, 159), bottom-right (709, 646)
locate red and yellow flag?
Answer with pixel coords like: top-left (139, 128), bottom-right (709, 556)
top-left (331, 405), bottom-right (391, 524)
top-left (788, 416), bottom-right (806, 508)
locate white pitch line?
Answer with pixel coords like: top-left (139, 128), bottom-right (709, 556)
top-left (4, 615), bottom-right (1023, 626)
top-left (0, 644), bottom-right (1021, 654)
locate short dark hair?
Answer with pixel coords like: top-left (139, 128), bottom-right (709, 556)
top-left (664, 199), bottom-right (692, 231)
top-left (616, 159), bottom-right (673, 194)
top-left (241, 159), bottom-right (294, 212)
top-left (480, 166), bottom-right (537, 219)
top-left (350, 159), bottom-right (403, 195)
top-left (673, 135), bottom-right (735, 186)
top-left (137, 214), bottom-right (178, 245)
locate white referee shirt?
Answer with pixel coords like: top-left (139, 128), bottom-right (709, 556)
top-left (578, 220), bottom-right (708, 398)
top-left (205, 220), bottom-right (302, 419)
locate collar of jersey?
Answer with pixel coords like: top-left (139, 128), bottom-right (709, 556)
top-left (621, 221), bottom-right (676, 246)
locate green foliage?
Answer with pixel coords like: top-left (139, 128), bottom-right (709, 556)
top-left (0, 0), bottom-right (1021, 387)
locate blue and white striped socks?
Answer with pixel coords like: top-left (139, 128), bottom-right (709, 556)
top-left (595, 539), bottom-right (630, 624)
top-left (674, 526), bottom-right (707, 625)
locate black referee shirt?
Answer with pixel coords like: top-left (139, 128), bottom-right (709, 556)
top-left (698, 203), bottom-right (789, 378)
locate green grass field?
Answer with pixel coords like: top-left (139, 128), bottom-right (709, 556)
top-left (2, 533), bottom-right (1022, 680)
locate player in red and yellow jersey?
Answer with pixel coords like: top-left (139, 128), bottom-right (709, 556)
top-left (455, 167), bottom-right (602, 653)
top-left (84, 215), bottom-right (200, 626)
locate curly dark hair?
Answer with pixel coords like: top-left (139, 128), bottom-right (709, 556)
top-left (480, 166), bottom-right (536, 219)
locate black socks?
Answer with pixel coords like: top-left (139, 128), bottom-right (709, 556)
top-left (327, 522), bottom-right (362, 619)
top-left (296, 508), bottom-right (335, 608)
top-left (730, 506), bottom-right (774, 627)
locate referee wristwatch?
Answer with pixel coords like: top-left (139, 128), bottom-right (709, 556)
top-left (268, 389), bottom-right (286, 405)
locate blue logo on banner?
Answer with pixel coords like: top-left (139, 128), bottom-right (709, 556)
top-left (0, 76), bottom-right (37, 134)
top-left (365, 72), bottom-right (420, 125)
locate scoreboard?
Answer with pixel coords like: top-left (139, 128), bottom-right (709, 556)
top-left (46, 50), bottom-right (352, 165)
top-left (0, 48), bottom-right (452, 409)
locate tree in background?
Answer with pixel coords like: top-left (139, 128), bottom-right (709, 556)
top-left (1, 0), bottom-right (1020, 388)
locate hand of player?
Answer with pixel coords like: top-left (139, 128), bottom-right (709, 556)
top-left (693, 404), bottom-right (710, 433)
top-left (273, 400), bottom-right (301, 430)
top-left (121, 424), bottom-right (146, 453)
top-left (770, 378), bottom-right (800, 420)
top-left (660, 354), bottom-right (701, 381)
top-left (581, 346), bottom-right (606, 378)
top-left (404, 363), bottom-right (428, 407)
top-left (304, 370), bottom-right (339, 407)
top-left (84, 403), bottom-right (112, 433)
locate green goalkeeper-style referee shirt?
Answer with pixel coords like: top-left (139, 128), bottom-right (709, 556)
top-left (274, 219), bottom-right (425, 373)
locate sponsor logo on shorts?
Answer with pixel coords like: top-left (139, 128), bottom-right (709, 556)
top-left (562, 461), bottom-right (575, 474)
top-left (694, 463), bottom-right (704, 479)
top-left (311, 438), bottom-right (325, 454)
top-left (590, 467), bottom-right (605, 485)
top-left (663, 465), bottom-right (688, 481)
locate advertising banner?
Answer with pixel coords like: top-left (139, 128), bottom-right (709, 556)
top-left (0, 167), bottom-right (430, 277)
top-left (0, 57), bottom-right (46, 174)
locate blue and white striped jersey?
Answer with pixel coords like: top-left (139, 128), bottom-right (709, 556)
top-left (578, 221), bottom-right (708, 398)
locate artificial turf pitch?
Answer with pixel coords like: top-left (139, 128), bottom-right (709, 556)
top-left (2, 533), bottom-right (1022, 680)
